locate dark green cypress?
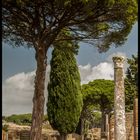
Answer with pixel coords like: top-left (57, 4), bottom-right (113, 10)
top-left (47, 43), bottom-right (83, 135)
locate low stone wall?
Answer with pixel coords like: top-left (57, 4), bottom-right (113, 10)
top-left (86, 128), bottom-right (101, 140)
top-left (3, 98), bottom-right (138, 140)
top-left (20, 130), bottom-right (30, 140)
top-left (5, 128), bottom-right (82, 140)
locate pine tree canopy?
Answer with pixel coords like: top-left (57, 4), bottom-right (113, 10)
top-left (2, 0), bottom-right (138, 52)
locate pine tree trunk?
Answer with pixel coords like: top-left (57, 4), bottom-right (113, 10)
top-left (30, 44), bottom-right (47, 140)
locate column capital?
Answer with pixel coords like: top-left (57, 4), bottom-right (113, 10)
top-left (112, 56), bottom-right (125, 68)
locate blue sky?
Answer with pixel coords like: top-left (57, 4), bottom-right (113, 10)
top-left (2, 22), bottom-right (138, 116)
top-left (2, 23), bottom-right (138, 80)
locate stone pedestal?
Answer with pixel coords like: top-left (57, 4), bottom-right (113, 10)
top-left (112, 56), bottom-right (126, 140)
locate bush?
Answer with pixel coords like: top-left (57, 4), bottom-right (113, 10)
top-left (2, 124), bottom-right (9, 132)
top-left (3, 114), bottom-right (48, 125)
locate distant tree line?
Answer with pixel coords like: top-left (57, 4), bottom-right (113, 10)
top-left (3, 114), bottom-right (48, 126)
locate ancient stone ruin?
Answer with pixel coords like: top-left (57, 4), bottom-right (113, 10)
top-left (112, 56), bottom-right (126, 140)
top-left (2, 56), bottom-right (138, 140)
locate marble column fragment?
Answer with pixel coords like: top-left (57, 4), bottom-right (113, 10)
top-left (112, 56), bottom-right (126, 140)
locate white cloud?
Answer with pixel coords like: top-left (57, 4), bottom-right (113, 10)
top-left (79, 62), bottom-right (114, 84)
top-left (5, 71), bottom-right (35, 91)
top-left (2, 66), bottom-right (50, 116)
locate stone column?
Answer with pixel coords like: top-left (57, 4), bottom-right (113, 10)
top-left (105, 114), bottom-right (109, 140)
top-left (112, 56), bottom-right (126, 140)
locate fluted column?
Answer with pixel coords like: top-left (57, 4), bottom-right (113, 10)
top-left (112, 56), bottom-right (126, 140)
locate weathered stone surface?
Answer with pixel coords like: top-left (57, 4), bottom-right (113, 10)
top-left (126, 112), bottom-right (134, 140)
top-left (20, 130), bottom-right (30, 140)
top-left (2, 130), bottom-right (7, 140)
top-left (133, 98), bottom-right (138, 140)
top-left (105, 114), bottom-right (109, 140)
top-left (4, 123), bottom-right (82, 140)
top-left (86, 128), bottom-right (101, 140)
top-left (109, 112), bottom-right (134, 140)
top-left (113, 56), bottom-right (126, 140)
top-left (109, 114), bottom-right (114, 140)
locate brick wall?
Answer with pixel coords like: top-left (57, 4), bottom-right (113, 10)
top-left (133, 98), bottom-right (138, 140)
top-left (126, 112), bottom-right (134, 140)
top-left (109, 114), bottom-right (114, 140)
top-left (109, 112), bottom-right (134, 140)
top-left (109, 98), bottom-right (138, 140)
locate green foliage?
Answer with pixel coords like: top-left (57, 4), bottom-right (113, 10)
top-left (2, 0), bottom-right (137, 52)
top-left (3, 114), bottom-right (48, 125)
top-left (43, 114), bottom-right (48, 122)
top-left (2, 124), bottom-right (9, 132)
top-left (125, 54), bottom-right (138, 111)
top-left (82, 79), bottom-right (114, 112)
top-left (2, 0), bottom-right (138, 137)
top-left (53, 29), bottom-right (80, 55)
top-left (92, 111), bottom-right (101, 127)
top-left (126, 54), bottom-right (138, 88)
top-left (4, 114), bottom-right (32, 125)
top-left (81, 79), bottom-right (114, 131)
top-left (82, 105), bottom-right (101, 129)
top-left (47, 43), bottom-right (83, 135)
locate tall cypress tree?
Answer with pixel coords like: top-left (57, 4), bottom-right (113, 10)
top-left (47, 42), bottom-right (83, 138)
